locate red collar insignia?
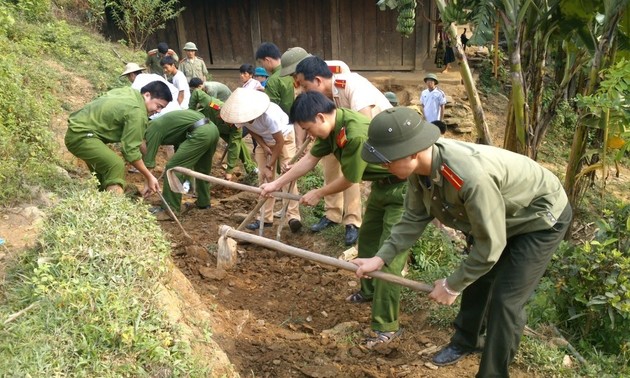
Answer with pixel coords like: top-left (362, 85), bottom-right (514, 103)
top-left (209, 101), bottom-right (221, 110)
top-left (336, 127), bottom-right (347, 148)
top-left (440, 164), bottom-right (463, 190)
top-left (329, 65), bottom-right (342, 74)
top-left (334, 79), bottom-right (346, 89)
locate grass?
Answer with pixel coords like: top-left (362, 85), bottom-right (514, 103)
top-left (0, 187), bottom-right (208, 376)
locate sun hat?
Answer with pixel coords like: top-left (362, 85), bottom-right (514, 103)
top-left (254, 67), bottom-right (269, 77)
top-left (424, 73), bottom-right (439, 84)
top-left (183, 42), bottom-right (198, 51)
top-left (383, 91), bottom-right (399, 106)
top-left (220, 88), bottom-right (271, 124)
top-left (280, 47), bottom-right (312, 76)
top-left (120, 62), bottom-right (146, 77)
top-left (362, 107), bottom-right (440, 164)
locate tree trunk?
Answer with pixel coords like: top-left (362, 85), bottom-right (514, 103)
top-left (435, 0), bottom-right (494, 145)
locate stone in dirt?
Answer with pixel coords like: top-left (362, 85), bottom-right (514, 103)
top-left (320, 321), bottom-right (361, 340)
top-left (299, 365), bottom-right (340, 378)
top-left (198, 266), bottom-right (227, 280)
top-left (185, 245), bottom-right (211, 263)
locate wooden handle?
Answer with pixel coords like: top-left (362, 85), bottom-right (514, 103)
top-left (219, 225), bottom-right (433, 293)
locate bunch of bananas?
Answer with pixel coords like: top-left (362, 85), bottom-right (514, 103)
top-left (396, 0), bottom-right (417, 36)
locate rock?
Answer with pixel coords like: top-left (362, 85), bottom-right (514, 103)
top-left (232, 212), bottom-right (248, 222)
top-left (347, 281), bottom-right (358, 288)
top-left (349, 347), bottom-right (364, 357)
top-left (424, 362), bottom-right (439, 370)
top-left (549, 337), bottom-right (569, 347)
top-left (320, 321), bottom-right (361, 340)
top-left (198, 266), bottom-right (227, 280)
top-left (417, 345), bottom-right (439, 355)
top-left (20, 206), bottom-right (45, 222)
top-left (562, 354), bottom-right (572, 368)
top-left (186, 245), bottom-right (211, 263)
top-left (299, 365), bottom-right (339, 378)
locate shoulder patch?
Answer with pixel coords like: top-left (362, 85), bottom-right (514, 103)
top-left (209, 100), bottom-right (221, 110)
top-left (329, 65), bottom-right (342, 74)
top-left (336, 127), bottom-right (348, 148)
top-left (440, 164), bottom-right (463, 191)
top-left (334, 79), bottom-right (346, 89)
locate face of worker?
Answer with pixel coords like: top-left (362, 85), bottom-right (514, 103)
top-left (425, 79), bottom-right (437, 90)
top-left (296, 113), bottom-right (330, 140)
top-left (162, 63), bottom-right (177, 75)
top-left (294, 73), bottom-right (326, 95)
top-left (240, 71), bottom-right (253, 84)
top-left (143, 92), bottom-right (168, 116)
top-left (185, 50), bottom-right (196, 59)
top-left (382, 154), bottom-right (417, 179)
top-left (256, 57), bottom-right (274, 73)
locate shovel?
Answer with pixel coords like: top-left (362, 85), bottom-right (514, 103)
top-left (216, 225), bottom-right (434, 293)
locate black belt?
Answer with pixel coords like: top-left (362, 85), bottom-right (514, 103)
top-left (188, 118), bottom-right (209, 132)
top-left (377, 176), bottom-right (406, 185)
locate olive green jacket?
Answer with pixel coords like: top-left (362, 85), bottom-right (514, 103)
top-left (264, 65), bottom-right (295, 116)
top-left (376, 139), bottom-right (569, 292)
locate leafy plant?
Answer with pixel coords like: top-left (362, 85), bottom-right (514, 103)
top-left (106, 0), bottom-right (184, 50)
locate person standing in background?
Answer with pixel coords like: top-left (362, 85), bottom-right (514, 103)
top-left (179, 42), bottom-right (208, 82)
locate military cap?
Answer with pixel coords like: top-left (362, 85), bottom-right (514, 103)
top-left (424, 73), bottom-right (439, 84)
top-left (384, 91), bottom-right (399, 106)
top-left (280, 47), bottom-right (311, 76)
top-left (362, 107), bottom-right (440, 164)
top-left (183, 42), bottom-right (198, 51)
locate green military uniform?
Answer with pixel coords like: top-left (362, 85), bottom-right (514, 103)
top-left (179, 57), bottom-right (208, 82)
top-left (310, 108), bottom-right (410, 333)
top-left (264, 65), bottom-right (295, 115)
top-left (65, 87), bottom-right (148, 190)
top-left (203, 81), bottom-right (232, 102)
top-left (188, 89), bottom-right (256, 174)
top-left (145, 49), bottom-right (179, 76)
top-left (375, 138), bottom-right (571, 377)
top-left (144, 109), bottom-right (219, 212)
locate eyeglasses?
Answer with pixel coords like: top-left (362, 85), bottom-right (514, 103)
top-left (363, 141), bottom-right (391, 164)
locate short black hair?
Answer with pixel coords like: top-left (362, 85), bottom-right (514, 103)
top-left (140, 81), bottom-right (173, 102)
top-left (160, 56), bottom-right (177, 66)
top-left (239, 63), bottom-right (255, 75)
top-left (189, 77), bottom-right (203, 88)
top-left (255, 42), bottom-right (281, 60)
top-left (295, 56), bottom-right (333, 81)
top-left (290, 91), bottom-right (336, 124)
top-left (431, 120), bottom-right (447, 135)
top-left (157, 42), bottom-right (168, 54)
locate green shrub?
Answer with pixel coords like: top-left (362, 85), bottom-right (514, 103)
top-left (297, 164), bottom-right (326, 219)
top-left (532, 202), bottom-right (630, 357)
top-left (0, 188), bottom-right (207, 376)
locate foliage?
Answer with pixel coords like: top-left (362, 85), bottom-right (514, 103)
top-left (106, 0), bottom-right (184, 50)
top-left (297, 164), bottom-right (325, 219)
top-left (0, 189), bottom-right (207, 376)
top-left (531, 203), bottom-right (630, 359)
top-left (477, 54), bottom-right (508, 95)
top-left (8, 0), bottom-right (52, 21)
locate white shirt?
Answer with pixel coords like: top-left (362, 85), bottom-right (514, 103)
top-left (243, 78), bottom-right (264, 91)
top-left (131, 73), bottom-right (180, 117)
top-left (237, 102), bottom-right (293, 145)
top-left (420, 87), bottom-right (447, 122)
top-left (331, 73), bottom-right (392, 118)
top-left (171, 70), bottom-right (191, 109)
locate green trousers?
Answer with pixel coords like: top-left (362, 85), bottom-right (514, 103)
top-left (64, 131), bottom-right (125, 190)
top-left (357, 180), bottom-right (409, 332)
top-left (452, 204), bottom-right (572, 378)
top-left (217, 124), bottom-right (256, 174)
top-left (162, 124), bottom-right (219, 212)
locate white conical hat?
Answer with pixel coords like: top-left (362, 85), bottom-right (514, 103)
top-left (220, 88), bottom-right (271, 124)
top-left (120, 62), bottom-right (145, 77)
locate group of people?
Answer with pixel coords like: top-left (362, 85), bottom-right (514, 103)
top-left (65, 40), bottom-right (571, 378)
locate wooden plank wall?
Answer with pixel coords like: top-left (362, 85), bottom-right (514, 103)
top-left (135, 0), bottom-right (432, 71)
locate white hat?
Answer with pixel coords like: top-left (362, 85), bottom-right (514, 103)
top-left (183, 42), bottom-right (198, 51)
top-left (120, 62), bottom-right (145, 77)
top-left (220, 88), bottom-right (271, 124)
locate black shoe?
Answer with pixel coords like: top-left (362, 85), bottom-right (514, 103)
top-left (310, 216), bottom-right (338, 232)
top-left (345, 224), bottom-right (359, 246)
top-left (246, 220), bottom-right (273, 230)
top-left (432, 343), bottom-right (475, 366)
top-left (288, 219), bottom-right (302, 233)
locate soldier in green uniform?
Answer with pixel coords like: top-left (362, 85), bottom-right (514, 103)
top-left (259, 91), bottom-right (409, 348)
top-left (143, 109), bottom-right (219, 220)
top-left (255, 42), bottom-right (295, 116)
top-left (145, 42), bottom-right (179, 77)
top-left (353, 107), bottom-right (572, 377)
top-left (179, 42), bottom-right (208, 82)
top-left (65, 81), bottom-right (172, 195)
top-left (188, 83), bottom-right (257, 180)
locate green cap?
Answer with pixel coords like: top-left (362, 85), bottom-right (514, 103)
top-left (183, 42), bottom-right (198, 51)
top-left (383, 91), bottom-right (399, 106)
top-left (362, 108), bottom-right (440, 164)
top-left (424, 73), bottom-right (438, 84)
top-left (280, 47), bottom-right (311, 76)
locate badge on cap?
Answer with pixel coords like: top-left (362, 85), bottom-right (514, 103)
top-left (334, 79), bottom-right (346, 89)
top-left (440, 164), bottom-right (463, 191)
top-left (336, 127), bottom-right (348, 148)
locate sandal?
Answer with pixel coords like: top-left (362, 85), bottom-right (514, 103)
top-left (345, 291), bottom-right (372, 303)
top-left (364, 328), bottom-right (403, 349)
